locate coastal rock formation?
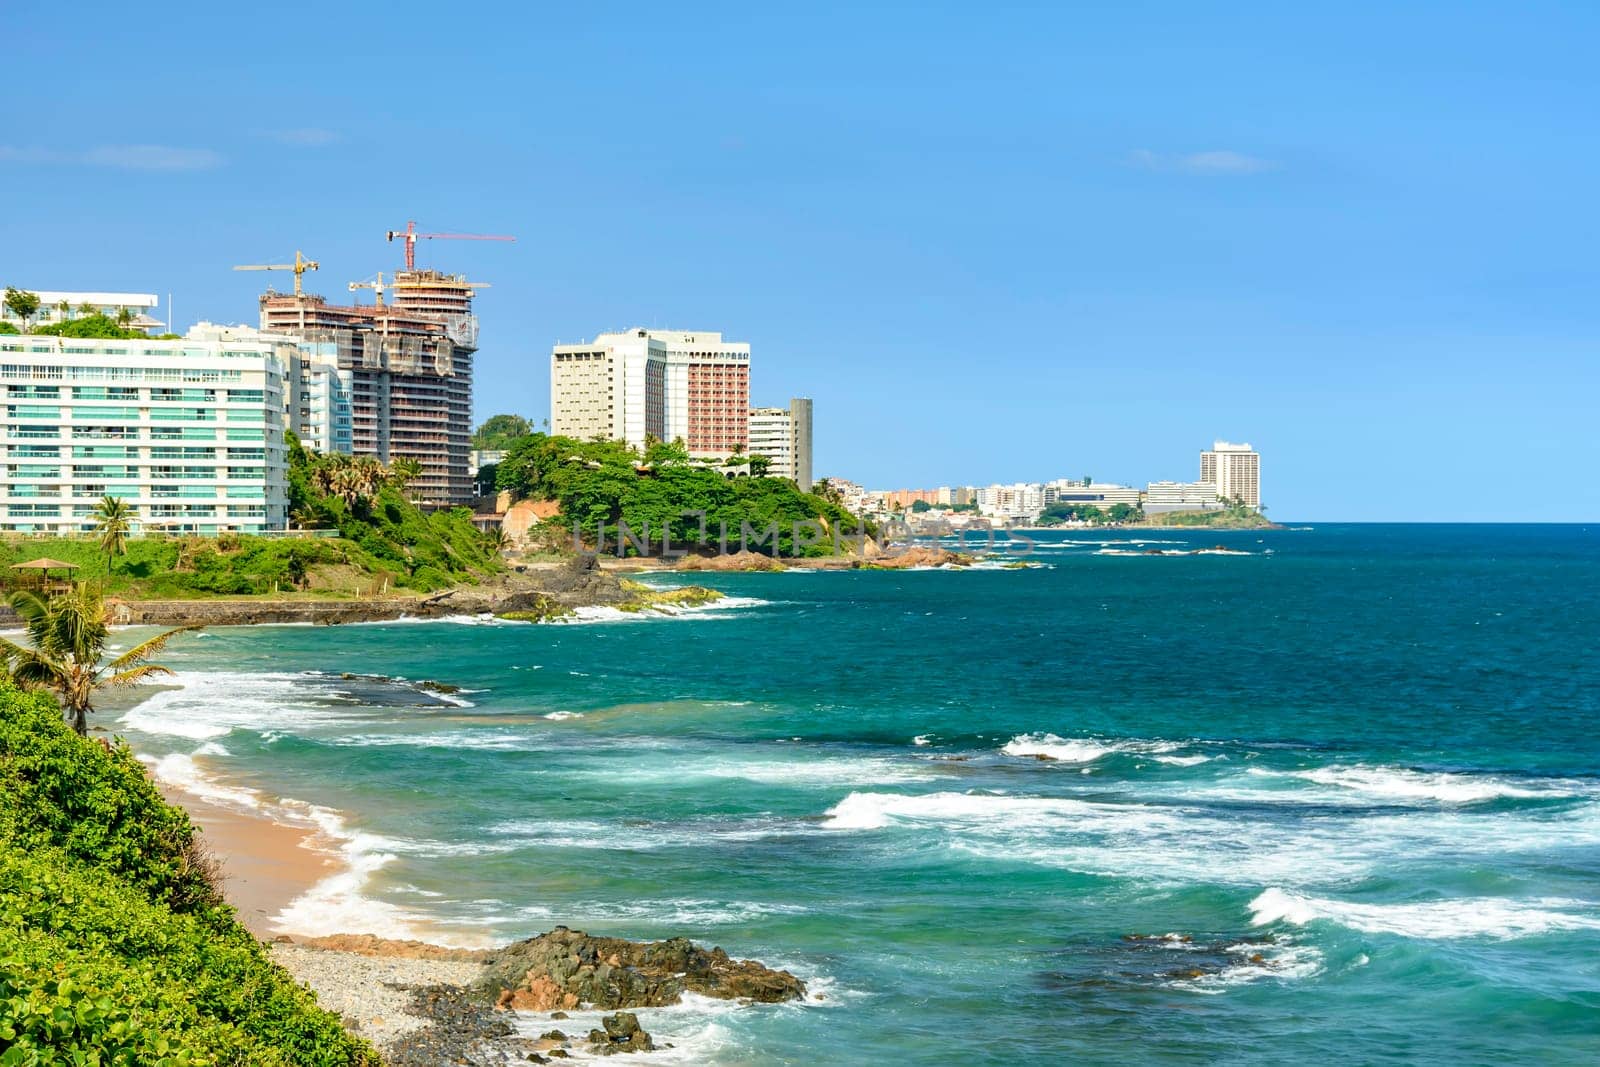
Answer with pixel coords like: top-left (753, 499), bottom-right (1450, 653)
top-left (854, 545), bottom-right (966, 569)
top-left (478, 926), bottom-right (806, 1011)
top-left (675, 550), bottom-right (788, 572)
top-left (586, 1012), bottom-right (654, 1055)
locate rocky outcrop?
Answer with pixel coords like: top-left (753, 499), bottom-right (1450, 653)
top-left (674, 550), bottom-right (788, 572)
top-left (586, 1012), bottom-right (654, 1056)
top-left (852, 545), bottom-right (966, 569)
top-left (478, 926), bottom-right (806, 1012)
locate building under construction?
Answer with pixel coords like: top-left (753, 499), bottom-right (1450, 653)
top-left (258, 270), bottom-right (480, 506)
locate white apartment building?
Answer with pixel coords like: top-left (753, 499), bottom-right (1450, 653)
top-left (551, 328), bottom-right (750, 456)
top-left (1200, 440), bottom-right (1261, 508)
top-left (0, 334), bottom-right (289, 534)
top-left (977, 482), bottom-right (1047, 521)
top-left (1144, 480), bottom-right (1220, 514)
top-left (746, 397), bottom-right (814, 489)
top-left (1, 290), bottom-right (165, 332)
top-left (187, 323), bottom-right (352, 456)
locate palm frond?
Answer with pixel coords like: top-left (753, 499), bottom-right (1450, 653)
top-left (106, 625), bottom-right (196, 671)
top-left (107, 664), bottom-right (175, 687)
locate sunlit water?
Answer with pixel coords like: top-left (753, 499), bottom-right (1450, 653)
top-left (117, 525), bottom-right (1600, 1064)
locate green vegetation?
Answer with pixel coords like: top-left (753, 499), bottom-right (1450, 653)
top-left (1037, 501), bottom-right (1143, 526)
top-left (30, 313), bottom-right (158, 340)
top-left (0, 437), bottom-right (502, 598)
top-left (1145, 501), bottom-right (1274, 528)
top-left (615, 579), bottom-right (724, 613)
top-left (94, 495), bottom-right (132, 567)
top-left (286, 436), bottom-right (503, 590)
top-left (496, 434), bottom-right (872, 557)
top-left (4, 287), bottom-right (41, 330)
top-left (0, 680), bottom-right (377, 1064)
top-left (0, 584), bottom-right (184, 735)
top-left (472, 413), bottom-right (533, 452)
top-left (0, 321), bottom-right (18, 335)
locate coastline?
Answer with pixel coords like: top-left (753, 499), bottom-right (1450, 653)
top-left (161, 786), bottom-right (336, 937)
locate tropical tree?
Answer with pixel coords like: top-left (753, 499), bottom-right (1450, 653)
top-left (483, 526), bottom-right (510, 553)
top-left (4, 287), bottom-right (40, 330)
top-left (1, 584), bottom-right (189, 735)
top-left (56, 298), bottom-right (71, 321)
top-left (747, 454), bottom-right (773, 478)
top-left (115, 306), bottom-right (134, 328)
top-left (93, 495), bottom-right (132, 569)
top-left (390, 456), bottom-right (423, 489)
top-left (77, 300), bottom-right (95, 316)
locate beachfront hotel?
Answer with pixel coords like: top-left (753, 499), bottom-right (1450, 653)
top-left (551, 328), bottom-right (751, 457)
top-left (747, 398), bottom-right (814, 489)
top-left (1200, 440), bottom-right (1261, 508)
top-left (0, 334), bottom-right (289, 535)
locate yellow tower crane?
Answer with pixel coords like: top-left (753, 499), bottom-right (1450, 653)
top-left (348, 272), bottom-right (387, 308)
top-left (232, 250), bottom-right (320, 296)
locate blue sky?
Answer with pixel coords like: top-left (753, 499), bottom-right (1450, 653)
top-left (3, 1), bottom-right (1596, 520)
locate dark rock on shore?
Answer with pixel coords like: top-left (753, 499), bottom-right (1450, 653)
top-left (478, 926), bottom-right (806, 1011)
top-left (384, 983), bottom-right (538, 1066)
top-left (586, 1012), bottom-right (654, 1055)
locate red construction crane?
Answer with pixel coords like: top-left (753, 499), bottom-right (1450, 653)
top-left (385, 221), bottom-right (515, 271)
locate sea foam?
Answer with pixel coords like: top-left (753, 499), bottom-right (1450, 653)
top-left (1249, 887), bottom-right (1600, 940)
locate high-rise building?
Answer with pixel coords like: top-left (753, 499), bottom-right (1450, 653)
top-left (258, 270), bottom-right (482, 505)
top-left (1199, 440), bottom-right (1261, 508)
top-left (186, 323), bottom-right (353, 456)
top-left (551, 328), bottom-right (750, 457)
top-left (788, 397), bottom-right (813, 491)
top-left (0, 332), bottom-right (289, 534)
top-left (746, 397), bottom-right (814, 489)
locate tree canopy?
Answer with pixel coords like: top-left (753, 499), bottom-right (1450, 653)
top-left (472, 413), bottom-right (534, 451)
top-left (497, 433), bottom-right (872, 556)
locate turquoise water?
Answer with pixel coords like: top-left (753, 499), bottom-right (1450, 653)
top-left (118, 525), bottom-right (1600, 1064)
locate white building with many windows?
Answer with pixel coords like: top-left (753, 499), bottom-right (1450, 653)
top-left (746, 397), bottom-right (814, 489)
top-left (186, 322), bottom-right (352, 456)
top-left (0, 334), bottom-right (289, 534)
top-left (1200, 440), bottom-right (1261, 508)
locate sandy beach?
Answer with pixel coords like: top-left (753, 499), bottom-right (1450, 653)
top-left (174, 790), bottom-right (335, 936)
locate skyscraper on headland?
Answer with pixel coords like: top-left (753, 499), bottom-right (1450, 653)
top-left (550, 328), bottom-right (750, 457)
top-left (259, 270), bottom-right (481, 506)
top-left (1200, 440), bottom-right (1261, 508)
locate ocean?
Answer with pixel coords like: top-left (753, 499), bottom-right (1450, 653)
top-left (117, 524), bottom-right (1600, 1064)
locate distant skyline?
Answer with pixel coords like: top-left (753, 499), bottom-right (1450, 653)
top-left (3, 2), bottom-right (1597, 521)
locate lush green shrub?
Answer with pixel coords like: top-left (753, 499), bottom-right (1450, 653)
top-left (0, 683), bottom-right (377, 1064)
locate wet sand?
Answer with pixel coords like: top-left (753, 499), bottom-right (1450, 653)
top-left (168, 789), bottom-right (336, 936)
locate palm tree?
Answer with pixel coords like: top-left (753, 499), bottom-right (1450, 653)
top-left (484, 526), bottom-right (510, 553)
top-left (1, 584), bottom-right (190, 735)
top-left (390, 456), bottom-right (423, 490)
top-left (93, 495), bottom-right (132, 570)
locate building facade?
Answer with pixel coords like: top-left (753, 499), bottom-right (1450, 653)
top-left (1200, 440), bottom-right (1261, 508)
top-left (186, 323), bottom-right (353, 456)
top-left (746, 397), bottom-right (814, 489)
top-left (0, 334), bottom-right (289, 534)
top-left (1144, 480), bottom-right (1221, 514)
top-left (551, 328), bottom-right (750, 457)
top-left (258, 270), bottom-right (480, 505)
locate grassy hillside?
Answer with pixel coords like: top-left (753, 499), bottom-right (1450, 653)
top-left (0, 681), bottom-right (376, 1064)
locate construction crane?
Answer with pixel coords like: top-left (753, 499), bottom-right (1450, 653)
top-left (233, 250), bottom-right (320, 296)
top-left (385, 221), bottom-right (515, 271)
top-left (348, 272), bottom-right (387, 308)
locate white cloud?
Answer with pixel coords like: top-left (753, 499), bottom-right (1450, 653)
top-left (1130, 148), bottom-right (1276, 176)
top-left (0, 144), bottom-right (223, 171)
top-left (259, 127), bottom-right (340, 147)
